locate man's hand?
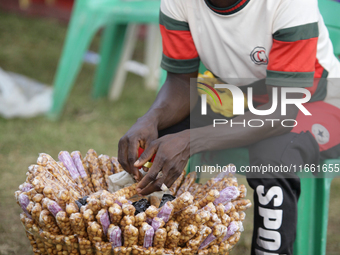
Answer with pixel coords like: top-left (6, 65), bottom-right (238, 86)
top-left (118, 71), bottom-right (197, 183)
top-left (118, 118), bottom-right (158, 181)
top-left (134, 130), bottom-right (190, 196)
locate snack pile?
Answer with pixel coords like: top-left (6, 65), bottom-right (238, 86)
top-left (15, 149), bottom-right (251, 255)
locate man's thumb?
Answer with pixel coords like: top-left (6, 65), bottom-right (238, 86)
top-left (134, 146), bottom-right (157, 167)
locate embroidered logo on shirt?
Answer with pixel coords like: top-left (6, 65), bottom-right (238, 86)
top-left (250, 47), bottom-right (268, 65)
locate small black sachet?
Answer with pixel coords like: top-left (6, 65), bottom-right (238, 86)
top-left (132, 198), bottom-right (151, 215)
top-left (159, 194), bottom-right (176, 208)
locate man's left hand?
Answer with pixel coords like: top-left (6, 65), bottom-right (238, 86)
top-left (134, 129), bottom-right (190, 195)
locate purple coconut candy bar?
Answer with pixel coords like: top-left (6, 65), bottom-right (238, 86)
top-left (143, 226), bottom-right (155, 248)
top-left (151, 217), bottom-right (164, 232)
top-left (47, 200), bottom-right (63, 217)
top-left (199, 232), bottom-right (216, 250)
top-left (99, 210), bottom-right (110, 236)
top-left (58, 151), bottom-right (80, 180)
top-left (224, 202), bottom-right (233, 213)
top-left (115, 199), bottom-right (122, 207)
top-left (19, 183), bottom-right (33, 192)
top-left (214, 165), bottom-right (236, 181)
top-left (109, 226), bottom-right (122, 248)
top-left (213, 186), bottom-right (240, 206)
top-left (157, 202), bottom-right (173, 223)
top-left (18, 193), bottom-right (32, 219)
top-left (115, 198), bottom-right (133, 207)
top-left (222, 221), bottom-right (239, 242)
top-left (71, 151), bottom-right (88, 178)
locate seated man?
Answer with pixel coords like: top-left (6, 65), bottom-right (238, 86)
top-left (118, 0), bottom-right (340, 254)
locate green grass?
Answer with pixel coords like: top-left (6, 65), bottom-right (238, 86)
top-left (0, 11), bottom-right (339, 255)
top-left (0, 11), bottom-right (155, 255)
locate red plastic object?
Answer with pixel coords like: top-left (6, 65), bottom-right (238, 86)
top-left (138, 148), bottom-right (156, 163)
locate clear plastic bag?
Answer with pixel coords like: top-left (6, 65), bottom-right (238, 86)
top-left (120, 215), bottom-right (135, 230)
top-left (122, 203), bottom-right (136, 216)
top-left (178, 224), bottom-right (197, 247)
top-left (111, 157), bottom-right (124, 174)
top-left (59, 151), bottom-right (86, 191)
top-left (87, 221), bottom-right (104, 243)
top-left (19, 182), bottom-right (33, 192)
top-left (123, 224), bottom-right (138, 247)
top-left (46, 198), bottom-right (63, 217)
top-left (154, 228), bottom-right (167, 248)
top-left (198, 224), bottom-right (227, 250)
top-left (175, 205), bottom-right (198, 228)
top-left (107, 225), bottom-right (122, 248)
top-left (70, 213), bottom-right (88, 238)
top-left (85, 149), bottom-right (107, 192)
top-left (138, 222), bottom-right (154, 247)
top-left (96, 209), bottom-right (110, 237)
top-left (157, 201), bottom-right (174, 223)
top-left (56, 211), bottom-right (73, 236)
top-left (213, 186), bottom-right (240, 206)
top-left (135, 212), bottom-right (147, 228)
top-left (171, 192), bottom-right (194, 213)
top-left (18, 193), bottom-right (32, 218)
top-left (100, 190), bottom-right (115, 209)
top-left (195, 189), bottom-right (220, 209)
top-left (145, 205), bottom-right (158, 219)
top-left (71, 151), bottom-right (94, 194)
top-left (164, 228), bottom-right (180, 249)
top-left (95, 242), bottom-right (112, 255)
top-left (176, 172), bottom-right (196, 197)
top-left (98, 154), bottom-right (114, 187)
top-left (186, 225), bottom-right (211, 253)
top-left (78, 237), bottom-right (94, 255)
top-left (64, 234), bottom-right (80, 255)
top-left (151, 217), bottom-right (165, 232)
top-left (0, 68), bottom-right (52, 118)
top-left (109, 204), bottom-right (123, 225)
top-left (169, 170), bottom-right (185, 196)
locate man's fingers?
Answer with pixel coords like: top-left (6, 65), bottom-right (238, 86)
top-left (134, 143), bottom-right (158, 168)
top-left (163, 169), bottom-right (180, 189)
top-left (137, 152), bottom-right (167, 190)
top-left (138, 174), bottom-right (167, 196)
top-left (118, 138), bottom-right (129, 173)
top-left (137, 165), bottom-right (161, 192)
top-left (127, 139), bottom-right (142, 181)
top-left (118, 136), bottom-right (142, 181)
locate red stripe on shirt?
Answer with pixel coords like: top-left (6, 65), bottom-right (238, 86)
top-left (255, 59), bottom-right (324, 104)
top-left (268, 38), bottom-right (318, 73)
top-left (304, 58), bottom-right (325, 96)
top-left (160, 25), bottom-right (198, 60)
top-left (208, 0), bottom-right (248, 13)
top-left (314, 58), bottom-right (324, 79)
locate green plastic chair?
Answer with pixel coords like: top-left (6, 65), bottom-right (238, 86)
top-left (319, 0), bottom-right (340, 60)
top-left (187, 149), bottom-right (340, 255)
top-left (48, 0), bottom-right (161, 120)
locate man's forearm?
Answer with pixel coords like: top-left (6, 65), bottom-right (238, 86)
top-left (141, 72), bottom-right (198, 131)
top-left (190, 96), bottom-right (300, 154)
